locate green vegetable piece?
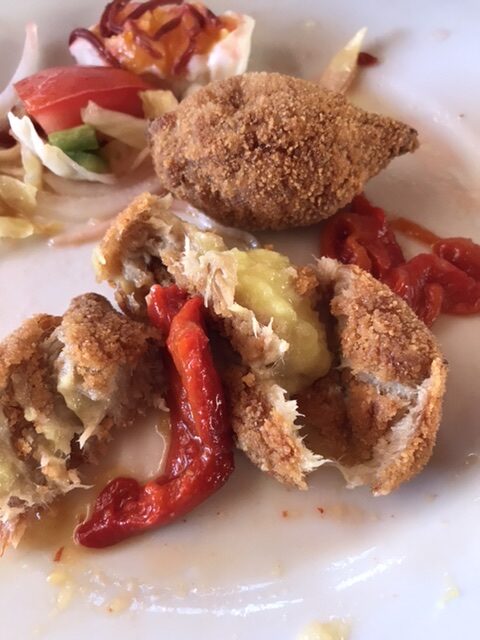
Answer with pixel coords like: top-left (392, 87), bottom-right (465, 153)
top-left (48, 124), bottom-right (99, 153)
top-left (66, 151), bottom-right (109, 174)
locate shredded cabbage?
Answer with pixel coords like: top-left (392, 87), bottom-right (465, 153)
top-left (0, 216), bottom-right (34, 239)
top-left (140, 90), bottom-right (178, 119)
top-left (319, 27), bottom-right (367, 94)
top-left (0, 175), bottom-right (36, 214)
top-left (21, 146), bottom-right (43, 188)
top-left (8, 113), bottom-right (116, 184)
top-left (0, 144), bottom-right (20, 164)
top-left (81, 102), bottom-right (147, 149)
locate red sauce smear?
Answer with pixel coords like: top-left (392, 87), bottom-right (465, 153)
top-left (320, 195), bottom-right (480, 326)
top-left (390, 216), bottom-right (442, 246)
top-left (75, 285), bottom-right (234, 548)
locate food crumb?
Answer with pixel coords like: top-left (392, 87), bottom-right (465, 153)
top-left (53, 546), bottom-right (64, 563)
top-left (241, 372), bottom-right (256, 387)
top-left (436, 574), bottom-right (461, 609)
top-left (47, 569), bottom-right (76, 611)
top-left (297, 619), bottom-right (350, 640)
top-left (317, 507), bottom-right (325, 515)
top-left (357, 51), bottom-right (379, 67)
top-left (106, 595), bottom-right (132, 614)
top-left (281, 510), bottom-right (289, 518)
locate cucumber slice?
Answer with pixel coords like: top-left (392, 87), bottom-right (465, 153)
top-left (48, 124), bottom-right (99, 153)
top-left (66, 151), bottom-right (109, 174)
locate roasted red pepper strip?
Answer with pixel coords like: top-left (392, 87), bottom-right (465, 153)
top-left (147, 284), bottom-right (194, 479)
top-left (146, 283), bottom-right (188, 339)
top-left (75, 292), bottom-right (233, 548)
top-left (320, 194), bottom-right (480, 326)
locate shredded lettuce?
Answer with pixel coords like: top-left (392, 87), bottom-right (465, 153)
top-left (8, 112), bottom-right (116, 184)
top-left (140, 90), bottom-right (178, 119)
top-left (21, 145), bottom-right (43, 189)
top-left (81, 102), bottom-right (147, 149)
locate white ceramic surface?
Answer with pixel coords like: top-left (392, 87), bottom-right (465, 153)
top-left (1, 2), bottom-right (480, 639)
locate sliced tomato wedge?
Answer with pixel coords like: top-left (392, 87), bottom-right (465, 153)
top-left (14, 66), bottom-right (151, 133)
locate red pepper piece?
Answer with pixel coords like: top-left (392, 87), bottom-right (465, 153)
top-left (146, 284), bottom-right (194, 479)
top-left (357, 51), bottom-right (379, 67)
top-left (319, 194), bottom-right (480, 326)
top-left (385, 253), bottom-right (480, 325)
top-left (75, 294), bottom-right (233, 548)
top-left (434, 237), bottom-right (480, 281)
top-left (320, 195), bottom-right (405, 279)
top-left (146, 284), bottom-right (188, 339)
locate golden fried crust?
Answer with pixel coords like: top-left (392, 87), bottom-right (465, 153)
top-left (224, 367), bottom-right (313, 489)
top-left (60, 293), bottom-right (158, 397)
top-left (149, 72), bottom-right (418, 230)
top-left (94, 193), bottom-right (179, 317)
top-left (319, 260), bottom-right (445, 386)
top-left (0, 315), bottom-right (60, 389)
top-left (375, 358), bottom-right (445, 494)
top-left (95, 192), bottom-right (160, 286)
top-left (299, 259), bottom-right (448, 494)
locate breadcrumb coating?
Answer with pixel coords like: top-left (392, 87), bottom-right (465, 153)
top-left (225, 367), bottom-right (318, 489)
top-left (150, 72), bottom-right (418, 230)
top-left (59, 293), bottom-right (159, 398)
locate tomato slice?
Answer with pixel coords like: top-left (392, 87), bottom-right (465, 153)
top-left (14, 66), bottom-right (151, 133)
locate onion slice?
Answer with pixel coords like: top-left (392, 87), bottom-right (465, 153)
top-left (170, 199), bottom-right (259, 249)
top-left (319, 27), bottom-right (367, 94)
top-left (0, 23), bottom-right (39, 120)
top-left (81, 101), bottom-right (147, 149)
top-left (49, 217), bottom-right (115, 247)
top-left (35, 171), bottom-right (162, 222)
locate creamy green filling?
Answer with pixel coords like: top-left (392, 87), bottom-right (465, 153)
top-left (231, 248), bottom-right (331, 393)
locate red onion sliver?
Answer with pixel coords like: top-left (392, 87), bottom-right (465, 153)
top-left (127, 0), bottom-right (183, 22)
top-left (153, 15), bottom-right (183, 40)
top-left (69, 28), bottom-right (120, 67)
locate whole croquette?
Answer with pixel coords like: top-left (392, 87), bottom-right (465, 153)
top-left (149, 72), bottom-right (419, 230)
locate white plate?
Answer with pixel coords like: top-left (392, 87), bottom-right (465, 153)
top-left (1, 1), bottom-right (480, 639)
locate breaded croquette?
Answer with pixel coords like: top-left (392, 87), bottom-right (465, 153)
top-left (0, 294), bottom-right (161, 551)
top-left (149, 72), bottom-right (418, 230)
top-left (94, 193), bottom-right (446, 494)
